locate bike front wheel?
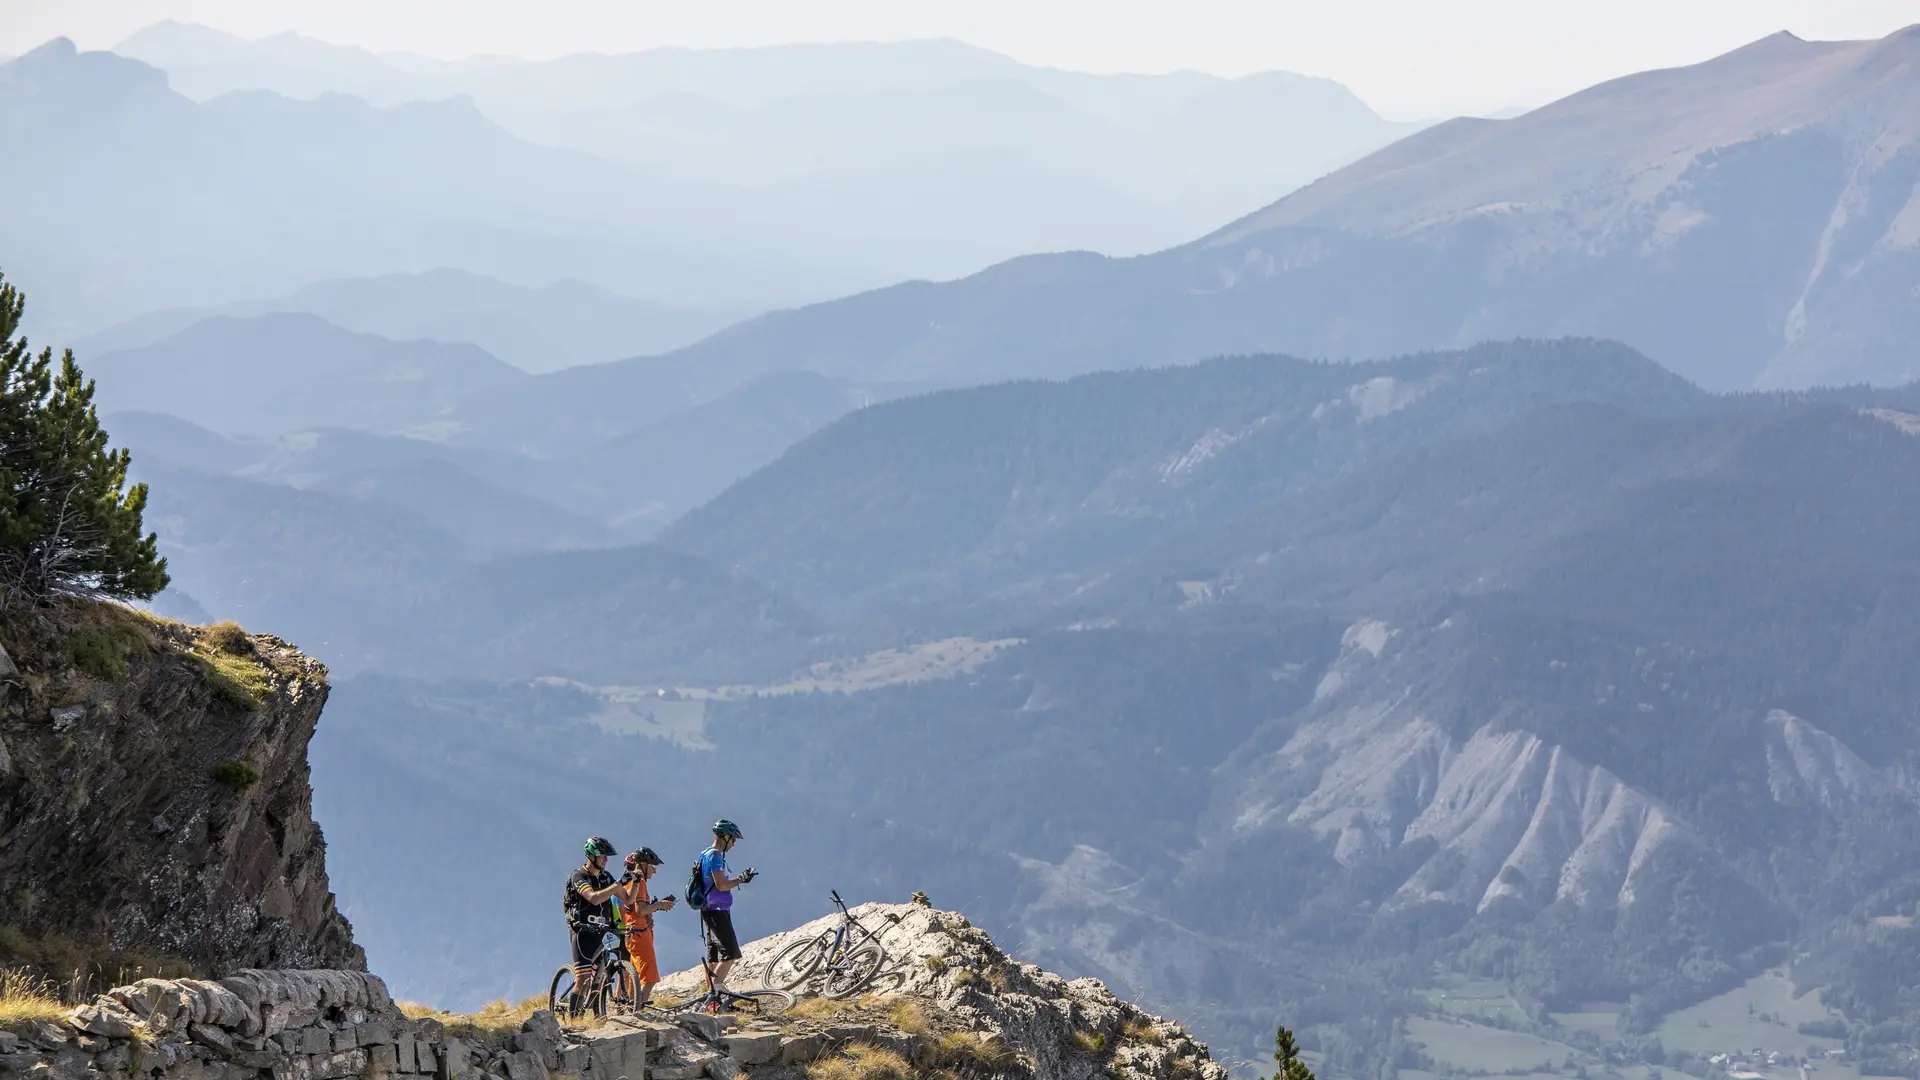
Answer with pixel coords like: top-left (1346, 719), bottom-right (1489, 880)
top-left (821, 943), bottom-right (885, 999)
top-left (606, 960), bottom-right (639, 1014)
top-left (548, 966), bottom-right (579, 1019)
top-left (761, 932), bottom-right (832, 992)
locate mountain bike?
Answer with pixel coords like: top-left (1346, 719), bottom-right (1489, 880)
top-left (760, 889), bottom-right (889, 999)
top-left (548, 922), bottom-right (639, 1021)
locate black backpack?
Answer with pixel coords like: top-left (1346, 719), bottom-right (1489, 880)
top-left (685, 860), bottom-right (709, 911)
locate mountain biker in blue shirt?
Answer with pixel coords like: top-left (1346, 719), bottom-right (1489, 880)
top-left (699, 819), bottom-right (754, 992)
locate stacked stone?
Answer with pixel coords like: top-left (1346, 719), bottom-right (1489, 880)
top-left (0, 971), bottom-right (648, 1080)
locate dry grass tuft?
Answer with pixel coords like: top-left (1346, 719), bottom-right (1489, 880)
top-left (933, 1032), bottom-right (1017, 1070)
top-left (1069, 1030), bottom-right (1107, 1055)
top-left (886, 997), bottom-right (932, 1036)
top-left (950, 968), bottom-right (982, 989)
top-left (1169, 1052), bottom-right (1199, 1080)
top-left (786, 995), bottom-right (863, 1022)
top-left (1122, 1017), bottom-right (1167, 1045)
top-left (201, 621), bottom-right (253, 656)
top-left (0, 968), bottom-right (67, 1028)
top-left (191, 647), bottom-right (273, 710)
top-left (398, 996), bottom-right (547, 1041)
top-left (806, 1043), bottom-right (912, 1080)
top-left (921, 955), bottom-right (949, 975)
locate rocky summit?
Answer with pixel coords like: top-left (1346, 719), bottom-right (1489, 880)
top-left (3, 900), bottom-right (1228, 1080)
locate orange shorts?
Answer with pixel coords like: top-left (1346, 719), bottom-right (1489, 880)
top-left (626, 930), bottom-right (660, 984)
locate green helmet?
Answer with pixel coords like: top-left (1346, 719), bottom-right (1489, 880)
top-left (712, 819), bottom-right (744, 840)
top-left (584, 835), bottom-right (616, 858)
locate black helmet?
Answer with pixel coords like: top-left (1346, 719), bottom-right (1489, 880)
top-left (713, 819), bottom-right (744, 840)
top-left (584, 836), bottom-right (616, 858)
top-left (625, 847), bottom-right (662, 871)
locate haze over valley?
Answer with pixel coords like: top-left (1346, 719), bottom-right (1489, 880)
top-left (7, 7), bottom-right (1920, 1080)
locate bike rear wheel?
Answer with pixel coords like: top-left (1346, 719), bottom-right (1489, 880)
top-left (761, 932), bottom-right (832, 992)
top-left (822, 943), bottom-right (885, 999)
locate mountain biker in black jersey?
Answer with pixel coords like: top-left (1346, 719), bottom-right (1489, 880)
top-left (697, 820), bottom-right (755, 994)
top-left (565, 836), bottom-right (625, 987)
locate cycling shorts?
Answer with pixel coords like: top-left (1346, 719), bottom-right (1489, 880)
top-left (571, 924), bottom-right (617, 967)
top-left (702, 909), bottom-right (742, 962)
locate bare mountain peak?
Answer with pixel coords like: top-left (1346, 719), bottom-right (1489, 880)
top-left (1211, 22), bottom-right (1920, 246)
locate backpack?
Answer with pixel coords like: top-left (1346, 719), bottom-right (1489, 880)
top-left (685, 860), bottom-right (709, 911)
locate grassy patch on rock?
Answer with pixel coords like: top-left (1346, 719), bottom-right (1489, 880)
top-left (209, 758), bottom-right (261, 792)
top-left (807, 1043), bottom-right (913, 1080)
top-left (399, 996), bottom-right (549, 1042)
top-left (0, 968), bottom-right (64, 1028)
top-left (188, 622), bottom-right (273, 709)
top-left (931, 1032), bottom-right (1017, 1070)
top-left (66, 620), bottom-right (150, 680)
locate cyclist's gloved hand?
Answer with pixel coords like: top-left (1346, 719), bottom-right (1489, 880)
top-left (741, 867), bottom-right (758, 884)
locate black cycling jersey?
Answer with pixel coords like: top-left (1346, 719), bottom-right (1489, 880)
top-left (565, 867), bottom-right (615, 927)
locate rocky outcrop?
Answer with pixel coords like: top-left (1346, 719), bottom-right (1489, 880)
top-left (0, 606), bottom-right (360, 973)
top-left (0, 969), bottom-right (630, 1080)
top-left (3, 904), bottom-right (1226, 1080)
top-left (657, 900), bottom-right (1229, 1080)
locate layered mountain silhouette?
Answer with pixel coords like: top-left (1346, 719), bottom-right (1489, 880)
top-left (6, 30), bottom-right (1421, 340)
top-left (76, 269), bottom-right (746, 373)
top-left (603, 25), bottom-right (1920, 393)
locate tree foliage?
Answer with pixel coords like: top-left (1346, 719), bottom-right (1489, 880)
top-left (0, 273), bottom-right (167, 606)
top-left (1272, 1026), bottom-right (1317, 1080)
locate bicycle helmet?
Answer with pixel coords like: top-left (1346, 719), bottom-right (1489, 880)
top-left (625, 847), bottom-right (662, 871)
top-left (584, 835), bottom-right (617, 858)
top-left (712, 819), bottom-right (744, 840)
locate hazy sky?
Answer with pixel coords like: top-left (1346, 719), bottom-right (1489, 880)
top-left (9, 0), bottom-right (1920, 116)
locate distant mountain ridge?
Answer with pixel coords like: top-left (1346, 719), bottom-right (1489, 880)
top-left (590, 25), bottom-right (1920, 394)
top-left (87, 313), bottom-right (526, 436)
top-left (76, 269), bottom-right (747, 373)
top-left (4, 27), bottom-right (1426, 342)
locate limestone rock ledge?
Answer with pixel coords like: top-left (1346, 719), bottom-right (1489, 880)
top-left (0, 969), bottom-right (614, 1080)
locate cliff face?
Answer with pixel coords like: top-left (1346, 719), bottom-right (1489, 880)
top-left (0, 603), bottom-right (360, 974)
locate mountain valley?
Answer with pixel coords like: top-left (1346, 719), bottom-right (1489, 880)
top-left (8, 15), bottom-right (1920, 1080)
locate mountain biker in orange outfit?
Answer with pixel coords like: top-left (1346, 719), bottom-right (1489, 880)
top-left (614, 847), bottom-right (676, 1007)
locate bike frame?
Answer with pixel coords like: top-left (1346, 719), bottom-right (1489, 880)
top-left (822, 893), bottom-right (882, 964)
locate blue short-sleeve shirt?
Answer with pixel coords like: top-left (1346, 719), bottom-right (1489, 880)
top-left (699, 847), bottom-right (732, 911)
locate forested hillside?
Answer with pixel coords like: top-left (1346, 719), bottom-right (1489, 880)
top-left (281, 339), bottom-right (1920, 1080)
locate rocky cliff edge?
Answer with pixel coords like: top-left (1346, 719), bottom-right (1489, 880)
top-left (0, 603), bottom-right (361, 976)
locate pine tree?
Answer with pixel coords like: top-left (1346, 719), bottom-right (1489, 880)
top-left (1272, 1026), bottom-right (1318, 1080)
top-left (0, 272), bottom-right (168, 607)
